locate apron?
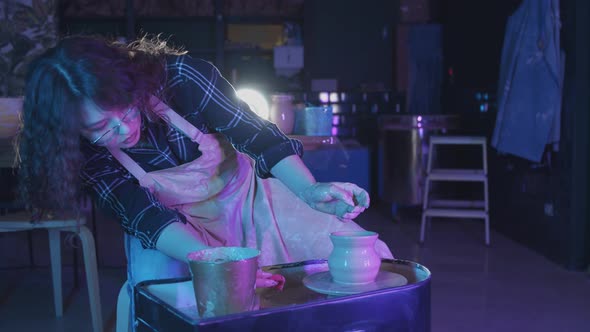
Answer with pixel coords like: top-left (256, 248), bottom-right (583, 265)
top-left (491, 0), bottom-right (563, 162)
top-left (108, 103), bottom-right (394, 284)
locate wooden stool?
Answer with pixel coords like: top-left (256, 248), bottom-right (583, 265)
top-left (420, 135), bottom-right (490, 245)
top-left (0, 211), bottom-right (103, 332)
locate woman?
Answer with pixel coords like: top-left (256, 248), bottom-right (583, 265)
top-left (17, 35), bottom-right (393, 329)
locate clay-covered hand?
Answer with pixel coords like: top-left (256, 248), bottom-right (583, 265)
top-left (255, 269), bottom-right (286, 290)
top-left (298, 182), bottom-right (370, 220)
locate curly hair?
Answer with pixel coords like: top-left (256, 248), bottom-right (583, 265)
top-left (15, 34), bottom-right (185, 216)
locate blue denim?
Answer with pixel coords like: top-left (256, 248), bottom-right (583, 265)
top-left (492, 0), bottom-right (563, 162)
top-left (124, 234), bottom-right (190, 331)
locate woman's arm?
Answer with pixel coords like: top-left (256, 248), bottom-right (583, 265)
top-left (268, 154), bottom-right (316, 195)
top-left (83, 148), bottom-right (209, 261)
top-left (81, 145), bottom-right (199, 252)
top-left (166, 55), bottom-right (304, 179)
top-left (166, 55), bottom-right (369, 221)
top-left (270, 155), bottom-right (370, 220)
top-left (155, 222), bottom-right (209, 261)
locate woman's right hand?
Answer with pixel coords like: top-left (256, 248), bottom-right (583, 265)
top-left (298, 182), bottom-right (370, 220)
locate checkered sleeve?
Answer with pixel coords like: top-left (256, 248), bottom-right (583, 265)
top-left (166, 55), bottom-right (303, 178)
top-left (80, 146), bottom-right (186, 249)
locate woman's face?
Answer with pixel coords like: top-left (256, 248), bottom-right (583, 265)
top-left (80, 99), bottom-right (142, 148)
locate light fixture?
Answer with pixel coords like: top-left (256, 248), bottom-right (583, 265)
top-left (329, 92), bottom-right (338, 103)
top-left (236, 88), bottom-right (270, 120)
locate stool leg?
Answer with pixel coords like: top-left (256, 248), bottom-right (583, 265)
top-left (484, 178), bottom-right (490, 246)
top-left (427, 140), bottom-right (435, 173)
top-left (419, 214), bottom-right (428, 244)
top-left (484, 215), bottom-right (490, 246)
top-left (484, 178), bottom-right (489, 213)
top-left (482, 140), bottom-right (488, 175)
top-left (78, 226), bottom-right (103, 332)
top-left (116, 282), bottom-right (131, 332)
top-left (481, 140), bottom-right (490, 246)
top-left (48, 229), bottom-right (63, 317)
top-left (419, 177), bottom-right (431, 244)
top-left (422, 178), bottom-right (431, 212)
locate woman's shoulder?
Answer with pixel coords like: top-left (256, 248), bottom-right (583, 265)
top-left (165, 54), bottom-right (219, 78)
top-left (80, 140), bottom-right (117, 168)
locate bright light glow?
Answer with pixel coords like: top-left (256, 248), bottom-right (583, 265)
top-left (331, 104), bottom-right (342, 114)
top-left (236, 88), bottom-right (269, 119)
top-left (332, 115), bottom-right (340, 125)
top-left (417, 116), bottom-right (423, 122)
top-left (329, 92), bottom-right (339, 103)
top-left (319, 92), bottom-right (329, 104)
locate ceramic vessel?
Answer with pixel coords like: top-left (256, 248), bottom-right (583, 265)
top-left (328, 231), bottom-right (381, 285)
top-left (294, 105), bottom-right (333, 136)
top-left (269, 94), bottom-right (295, 134)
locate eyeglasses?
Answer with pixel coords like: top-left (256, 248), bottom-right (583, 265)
top-left (91, 107), bottom-right (136, 145)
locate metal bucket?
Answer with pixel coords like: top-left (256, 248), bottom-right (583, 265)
top-left (379, 114), bottom-right (459, 205)
top-left (187, 247), bottom-right (260, 318)
top-left (294, 105), bottom-right (333, 136)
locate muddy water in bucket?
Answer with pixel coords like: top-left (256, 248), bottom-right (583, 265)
top-left (187, 247), bottom-right (260, 318)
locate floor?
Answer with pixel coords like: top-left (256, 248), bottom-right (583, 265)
top-left (0, 203), bottom-right (589, 332)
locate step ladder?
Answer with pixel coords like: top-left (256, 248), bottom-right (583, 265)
top-left (420, 135), bottom-right (490, 245)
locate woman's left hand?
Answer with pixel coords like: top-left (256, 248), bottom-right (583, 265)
top-left (298, 182), bottom-right (370, 220)
top-left (255, 270), bottom-right (286, 290)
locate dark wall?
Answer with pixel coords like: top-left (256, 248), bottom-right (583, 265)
top-left (440, 0), bottom-right (589, 270)
top-left (440, 0), bottom-right (522, 91)
top-left (486, 0), bottom-right (590, 271)
top-left (303, 0), bottom-right (398, 91)
top-left (440, 0), bottom-right (522, 114)
top-left (556, 0), bottom-right (590, 270)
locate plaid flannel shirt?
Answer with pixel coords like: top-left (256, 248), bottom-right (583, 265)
top-left (80, 55), bottom-right (303, 249)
